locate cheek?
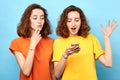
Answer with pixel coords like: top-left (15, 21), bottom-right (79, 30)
top-left (77, 22), bottom-right (81, 28)
top-left (66, 23), bottom-right (71, 28)
top-left (42, 22), bottom-right (44, 26)
top-left (41, 21), bottom-right (45, 28)
top-left (31, 22), bottom-right (37, 29)
top-left (42, 20), bottom-right (45, 25)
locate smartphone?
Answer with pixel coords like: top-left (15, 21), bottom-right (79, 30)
top-left (71, 43), bottom-right (79, 47)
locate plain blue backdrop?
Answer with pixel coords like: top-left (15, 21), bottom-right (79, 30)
top-left (0, 0), bottom-right (120, 80)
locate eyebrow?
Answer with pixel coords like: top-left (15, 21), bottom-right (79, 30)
top-left (67, 17), bottom-right (80, 19)
top-left (32, 14), bottom-right (44, 17)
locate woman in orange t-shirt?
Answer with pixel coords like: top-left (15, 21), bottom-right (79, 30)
top-left (9, 3), bottom-right (56, 80)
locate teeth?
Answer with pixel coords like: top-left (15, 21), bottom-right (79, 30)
top-left (71, 28), bottom-right (76, 30)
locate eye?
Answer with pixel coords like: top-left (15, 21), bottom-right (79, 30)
top-left (67, 20), bottom-right (71, 22)
top-left (40, 17), bottom-right (44, 20)
top-left (32, 15), bottom-right (38, 20)
top-left (40, 15), bottom-right (45, 20)
top-left (67, 19), bottom-right (71, 22)
top-left (75, 18), bottom-right (80, 22)
top-left (32, 16), bottom-right (37, 20)
top-left (33, 17), bottom-right (37, 20)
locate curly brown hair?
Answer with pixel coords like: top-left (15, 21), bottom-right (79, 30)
top-left (17, 3), bottom-right (51, 38)
top-left (56, 5), bottom-right (90, 38)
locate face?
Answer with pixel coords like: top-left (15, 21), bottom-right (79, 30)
top-left (66, 11), bottom-right (81, 36)
top-left (30, 8), bottom-right (45, 33)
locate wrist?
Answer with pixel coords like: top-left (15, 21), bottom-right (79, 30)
top-left (104, 36), bottom-right (110, 39)
top-left (62, 54), bottom-right (68, 59)
top-left (104, 35), bottom-right (110, 38)
top-left (29, 45), bottom-right (35, 50)
top-left (29, 48), bottom-right (35, 51)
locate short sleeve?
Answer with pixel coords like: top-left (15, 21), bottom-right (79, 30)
top-left (52, 39), bottom-right (63, 62)
top-left (92, 35), bottom-right (104, 59)
top-left (9, 38), bottom-right (20, 54)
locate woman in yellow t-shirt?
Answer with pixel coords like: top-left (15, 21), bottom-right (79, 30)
top-left (9, 4), bottom-right (56, 80)
top-left (52, 5), bottom-right (117, 80)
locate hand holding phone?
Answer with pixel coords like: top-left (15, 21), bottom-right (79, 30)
top-left (71, 43), bottom-right (79, 47)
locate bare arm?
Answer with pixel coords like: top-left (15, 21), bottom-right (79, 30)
top-left (98, 20), bottom-right (118, 67)
top-left (14, 29), bottom-right (42, 76)
top-left (14, 50), bottom-right (35, 76)
top-left (54, 45), bottom-right (80, 78)
top-left (50, 61), bottom-right (56, 80)
top-left (54, 54), bottom-right (68, 78)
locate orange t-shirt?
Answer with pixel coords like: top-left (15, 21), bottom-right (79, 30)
top-left (9, 37), bottom-right (54, 80)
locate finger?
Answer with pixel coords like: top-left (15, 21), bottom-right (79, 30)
top-left (32, 29), bottom-right (37, 36)
top-left (100, 24), bottom-right (104, 31)
top-left (70, 46), bottom-right (80, 53)
top-left (33, 28), bottom-right (39, 34)
top-left (111, 20), bottom-right (118, 30)
top-left (111, 20), bottom-right (116, 27)
top-left (70, 46), bottom-right (78, 51)
top-left (74, 48), bottom-right (80, 53)
top-left (107, 20), bottom-right (110, 27)
top-left (100, 24), bottom-right (103, 28)
top-left (37, 34), bottom-right (41, 38)
top-left (34, 30), bottom-right (41, 38)
top-left (75, 47), bottom-right (80, 51)
top-left (65, 48), bottom-right (71, 54)
top-left (70, 48), bottom-right (80, 54)
top-left (36, 29), bottom-right (40, 34)
top-left (38, 35), bottom-right (42, 41)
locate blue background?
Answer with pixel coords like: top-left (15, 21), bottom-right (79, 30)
top-left (0, 0), bottom-right (120, 80)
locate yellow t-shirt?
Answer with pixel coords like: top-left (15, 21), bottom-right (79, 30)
top-left (52, 34), bottom-right (104, 80)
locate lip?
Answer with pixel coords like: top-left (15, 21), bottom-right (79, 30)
top-left (37, 25), bottom-right (42, 28)
top-left (71, 27), bottom-right (76, 31)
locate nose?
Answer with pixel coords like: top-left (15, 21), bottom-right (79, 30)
top-left (72, 21), bottom-right (75, 26)
top-left (38, 19), bottom-right (41, 23)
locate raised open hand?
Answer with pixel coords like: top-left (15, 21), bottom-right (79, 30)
top-left (100, 20), bottom-right (118, 38)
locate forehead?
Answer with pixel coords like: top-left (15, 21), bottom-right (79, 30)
top-left (31, 8), bottom-right (44, 16)
top-left (67, 11), bottom-right (80, 18)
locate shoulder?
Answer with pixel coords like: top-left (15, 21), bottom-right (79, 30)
top-left (87, 33), bottom-right (100, 43)
top-left (54, 37), bottom-right (64, 43)
top-left (42, 37), bottom-right (54, 44)
top-left (11, 37), bottom-right (30, 46)
top-left (9, 37), bottom-right (25, 52)
top-left (11, 37), bottom-right (23, 43)
top-left (87, 33), bottom-right (95, 37)
top-left (87, 33), bottom-right (97, 39)
top-left (44, 37), bottom-right (54, 41)
top-left (53, 37), bottom-right (65, 46)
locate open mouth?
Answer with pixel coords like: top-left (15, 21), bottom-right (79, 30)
top-left (71, 27), bottom-right (76, 30)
